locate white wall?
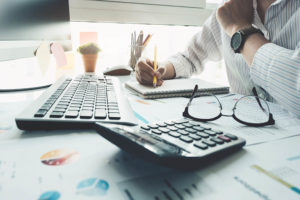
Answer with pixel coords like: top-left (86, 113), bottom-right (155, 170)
top-left (69, 0), bottom-right (214, 26)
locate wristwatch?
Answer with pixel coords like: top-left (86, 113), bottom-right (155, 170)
top-left (231, 26), bottom-right (264, 53)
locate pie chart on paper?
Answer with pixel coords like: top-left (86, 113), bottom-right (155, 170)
top-left (40, 149), bottom-right (80, 166)
top-left (76, 178), bottom-right (109, 196)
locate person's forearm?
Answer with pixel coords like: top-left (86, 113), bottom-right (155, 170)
top-left (241, 33), bottom-right (269, 66)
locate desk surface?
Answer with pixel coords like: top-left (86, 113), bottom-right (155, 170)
top-left (1, 74), bottom-right (300, 200)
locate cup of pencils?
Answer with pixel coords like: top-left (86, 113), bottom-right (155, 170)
top-left (129, 31), bottom-right (152, 70)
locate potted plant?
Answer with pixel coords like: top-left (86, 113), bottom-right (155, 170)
top-left (77, 42), bottom-right (101, 72)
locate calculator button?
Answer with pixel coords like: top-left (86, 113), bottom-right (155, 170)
top-left (202, 139), bottom-right (216, 147)
top-left (152, 129), bottom-right (162, 135)
top-left (194, 142), bottom-right (208, 150)
top-left (196, 132), bottom-right (209, 138)
top-left (164, 121), bottom-right (175, 126)
top-left (183, 123), bottom-right (193, 128)
top-left (141, 125), bottom-right (150, 131)
top-left (168, 126), bottom-right (178, 131)
top-left (188, 134), bottom-right (202, 141)
top-left (158, 127), bottom-right (170, 133)
top-left (180, 136), bottom-right (193, 143)
top-left (201, 125), bottom-right (212, 130)
top-left (173, 119), bottom-right (189, 124)
top-left (188, 121), bottom-right (202, 126)
top-left (186, 128), bottom-right (197, 133)
top-left (156, 122), bottom-right (167, 127)
top-left (178, 129), bottom-right (189, 136)
top-left (218, 135), bottom-right (231, 142)
top-left (211, 137), bottom-right (224, 144)
top-left (213, 129), bottom-right (223, 134)
top-left (224, 134), bottom-right (238, 140)
top-left (168, 131), bottom-right (181, 138)
top-left (193, 126), bottom-right (205, 131)
top-left (148, 124), bottom-right (159, 129)
top-left (174, 124), bottom-right (185, 129)
top-left (204, 130), bottom-right (217, 136)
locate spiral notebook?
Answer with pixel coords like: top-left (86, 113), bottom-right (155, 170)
top-left (125, 78), bottom-right (230, 99)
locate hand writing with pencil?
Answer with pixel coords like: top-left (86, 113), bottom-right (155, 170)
top-left (135, 58), bottom-right (176, 87)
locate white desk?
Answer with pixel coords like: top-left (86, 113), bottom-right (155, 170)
top-left (1, 74), bottom-right (300, 200)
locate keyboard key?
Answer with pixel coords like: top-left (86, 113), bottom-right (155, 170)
top-left (65, 111), bottom-right (79, 118)
top-left (211, 137), bottom-right (224, 144)
top-left (68, 107), bottom-right (80, 111)
top-left (108, 113), bottom-right (121, 120)
top-left (50, 111), bottom-right (64, 118)
top-left (53, 108), bottom-right (66, 113)
top-left (194, 142), bottom-right (208, 150)
top-left (94, 109), bottom-right (107, 119)
top-left (202, 139), bottom-right (216, 147)
top-left (34, 109), bottom-right (48, 117)
top-left (224, 134), bottom-right (238, 140)
top-left (218, 135), bottom-right (231, 142)
top-left (80, 110), bottom-right (93, 119)
top-left (180, 135), bottom-right (193, 143)
top-left (168, 131), bottom-right (181, 138)
top-left (188, 134), bottom-right (202, 141)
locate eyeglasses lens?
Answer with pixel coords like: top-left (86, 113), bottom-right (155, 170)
top-left (234, 96), bottom-right (270, 124)
top-left (189, 95), bottom-right (221, 119)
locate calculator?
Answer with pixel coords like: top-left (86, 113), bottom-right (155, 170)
top-left (94, 119), bottom-right (246, 169)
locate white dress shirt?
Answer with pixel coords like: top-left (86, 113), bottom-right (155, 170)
top-left (168, 0), bottom-right (300, 117)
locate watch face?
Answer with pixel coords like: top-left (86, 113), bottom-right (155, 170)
top-left (231, 32), bottom-right (242, 51)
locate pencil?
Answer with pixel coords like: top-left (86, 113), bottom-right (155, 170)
top-left (153, 45), bottom-right (157, 88)
top-left (142, 34), bottom-right (152, 51)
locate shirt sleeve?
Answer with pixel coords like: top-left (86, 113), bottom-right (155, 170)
top-left (250, 43), bottom-right (300, 116)
top-left (168, 11), bottom-right (223, 78)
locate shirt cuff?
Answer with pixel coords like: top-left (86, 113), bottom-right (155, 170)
top-left (250, 43), bottom-right (283, 91)
top-left (168, 53), bottom-right (193, 78)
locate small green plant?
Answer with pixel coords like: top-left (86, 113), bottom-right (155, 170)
top-left (77, 42), bottom-right (101, 55)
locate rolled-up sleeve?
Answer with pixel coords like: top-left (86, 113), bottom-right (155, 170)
top-left (168, 11), bottom-right (223, 78)
top-left (251, 43), bottom-right (300, 116)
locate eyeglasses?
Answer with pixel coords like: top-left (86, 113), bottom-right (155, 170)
top-left (183, 85), bottom-right (275, 127)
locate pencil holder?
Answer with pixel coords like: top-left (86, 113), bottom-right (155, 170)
top-left (129, 44), bottom-right (145, 71)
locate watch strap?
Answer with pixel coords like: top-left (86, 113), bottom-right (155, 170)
top-left (233, 26), bottom-right (264, 53)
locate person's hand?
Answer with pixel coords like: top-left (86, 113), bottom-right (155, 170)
top-left (135, 58), bottom-right (165, 86)
top-left (216, 0), bottom-right (253, 37)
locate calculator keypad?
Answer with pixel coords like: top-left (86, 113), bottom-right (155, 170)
top-left (141, 119), bottom-right (236, 152)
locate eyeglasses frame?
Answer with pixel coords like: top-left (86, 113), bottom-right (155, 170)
top-left (183, 85), bottom-right (275, 127)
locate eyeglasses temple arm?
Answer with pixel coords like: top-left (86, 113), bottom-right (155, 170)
top-left (252, 87), bottom-right (266, 112)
